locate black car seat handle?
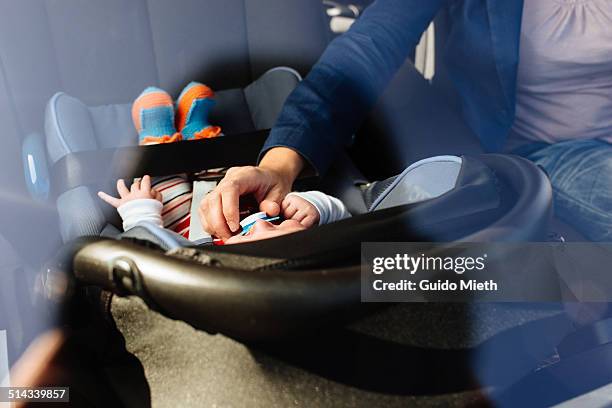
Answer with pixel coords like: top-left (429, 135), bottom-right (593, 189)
top-left (71, 238), bottom-right (363, 341)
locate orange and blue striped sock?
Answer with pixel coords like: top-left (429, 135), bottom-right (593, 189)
top-left (176, 82), bottom-right (222, 140)
top-left (132, 87), bottom-right (182, 145)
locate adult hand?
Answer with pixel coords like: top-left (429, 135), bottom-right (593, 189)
top-left (199, 147), bottom-right (305, 239)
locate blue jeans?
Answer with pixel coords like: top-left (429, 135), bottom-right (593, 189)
top-left (514, 139), bottom-right (612, 242)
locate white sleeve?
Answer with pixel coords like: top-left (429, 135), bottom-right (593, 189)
top-left (287, 191), bottom-right (352, 225)
top-left (117, 199), bottom-right (164, 231)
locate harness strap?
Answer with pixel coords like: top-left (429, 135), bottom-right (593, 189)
top-left (50, 130), bottom-right (270, 198)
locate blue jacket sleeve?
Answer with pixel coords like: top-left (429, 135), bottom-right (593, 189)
top-left (260, 0), bottom-right (447, 175)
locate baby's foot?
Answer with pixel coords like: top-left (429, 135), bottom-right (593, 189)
top-left (176, 82), bottom-right (222, 140)
top-left (132, 87), bottom-right (182, 145)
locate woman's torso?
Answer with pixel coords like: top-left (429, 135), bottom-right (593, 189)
top-left (510, 0), bottom-right (612, 146)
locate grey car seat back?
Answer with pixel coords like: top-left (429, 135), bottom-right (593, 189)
top-left (1, 1), bottom-right (329, 200)
top-left (1, 0), bottom-right (330, 126)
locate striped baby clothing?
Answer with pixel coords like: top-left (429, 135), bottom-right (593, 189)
top-left (151, 175), bottom-right (193, 238)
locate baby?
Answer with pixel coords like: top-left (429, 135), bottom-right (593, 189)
top-left (98, 175), bottom-right (350, 244)
top-left (98, 82), bottom-right (350, 244)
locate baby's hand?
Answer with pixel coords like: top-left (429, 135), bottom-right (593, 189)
top-left (281, 194), bottom-right (320, 228)
top-left (98, 175), bottom-right (162, 208)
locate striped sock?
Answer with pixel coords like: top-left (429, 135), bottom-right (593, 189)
top-left (132, 87), bottom-right (182, 145)
top-left (176, 82), bottom-right (222, 140)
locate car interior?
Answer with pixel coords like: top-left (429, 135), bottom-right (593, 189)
top-left (1, 0), bottom-right (612, 406)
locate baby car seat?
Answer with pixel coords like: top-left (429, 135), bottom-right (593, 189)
top-left (51, 146), bottom-right (552, 340)
top-left (26, 66), bottom-right (302, 242)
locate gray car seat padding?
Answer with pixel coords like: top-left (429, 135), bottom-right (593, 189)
top-left (121, 223), bottom-right (192, 252)
top-left (367, 155), bottom-right (462, 211)
top-left (45, 68), bottom-right (300, 242)
top-left (45, 68), bottom-right (300, 165)
top-left (55, 186), bottom-right (111, 241)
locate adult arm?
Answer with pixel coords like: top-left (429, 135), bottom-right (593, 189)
top-left (201, 0), bottom-right (446, 238)
top-left (261, 0), bottom-right (448, 175)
